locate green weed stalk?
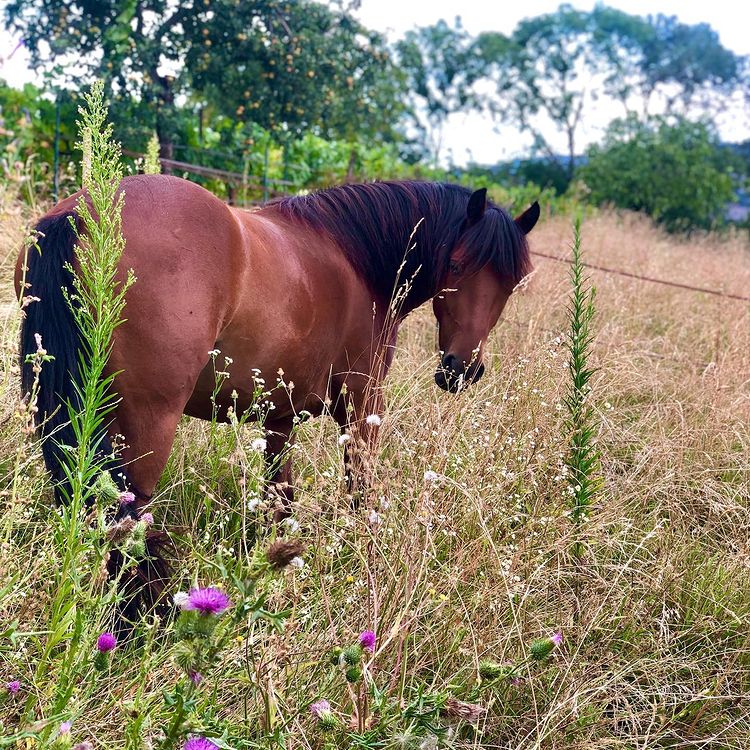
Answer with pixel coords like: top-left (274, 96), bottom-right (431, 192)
top-left (31, 80), bottom-right (134, 743)
top-left (564, 217), bottom-right (601, 560)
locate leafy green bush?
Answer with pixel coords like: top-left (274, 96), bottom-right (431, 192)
top-left (579, 117), bottom-right (734, 232)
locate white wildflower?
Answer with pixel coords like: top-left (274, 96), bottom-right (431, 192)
top-left (365, 414), bottom-right (382, 427)
top-left (338, 433), bottom-right (351, 446)
top-left (251, 437), bottom-right (267, 452)
top-left (173, 591), bottom-right (189, 609)
top-left (283, 517), bottom-right (301, 533)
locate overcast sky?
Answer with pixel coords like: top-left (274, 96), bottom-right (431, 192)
top-left (2, 0), bottom-right (749, 165)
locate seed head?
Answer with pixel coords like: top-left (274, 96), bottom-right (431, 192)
top-left (266, 539), bottom-right (305, 570)
top-left (443, 697), bottom-right (486, 724)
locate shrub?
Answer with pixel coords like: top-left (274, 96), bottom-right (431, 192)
top-left (579, 116), bottom-right (734, 232)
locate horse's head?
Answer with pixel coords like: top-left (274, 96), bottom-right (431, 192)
top-left (432, 189), bottom-right (539, 393)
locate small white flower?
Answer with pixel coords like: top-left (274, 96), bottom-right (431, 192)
top-left (251, 437), bottom-right (267, 452)
top-left (247, 497), bottom-right (261, 512)
top-left (338, 433), bottom-right (351, 446)
top-left (283, 517), bottom-right (301, 533)
top-left (368, 509), bottom-right (382, 525)
top-left (423, 470), bottom-right (440, 483)
top-left (290, 556), bottom-right (305, 569)
top-left (173, 591), bottom-right (189, 609)
top-left (366, 414), bottom-right (382, 427)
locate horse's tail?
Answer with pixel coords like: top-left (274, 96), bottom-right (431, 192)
top-left (20, 211), bottom-right (171, 626)
top-left (20, 212), bottom-right (83, 498)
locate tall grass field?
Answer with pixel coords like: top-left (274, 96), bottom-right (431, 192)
top-left (1, 90), bottom-right (749, 749)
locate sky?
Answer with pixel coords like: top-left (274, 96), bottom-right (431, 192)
top-left (1, 0), bottom-right (749, 166)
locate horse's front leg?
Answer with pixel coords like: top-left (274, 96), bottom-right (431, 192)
top-left (263, 419), bottom-right (296, 523)
top-left (336, 385), bottom-right (384, 507)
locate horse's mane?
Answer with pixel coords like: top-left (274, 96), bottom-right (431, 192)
top-left (271, 180), bottom-right (532, 312)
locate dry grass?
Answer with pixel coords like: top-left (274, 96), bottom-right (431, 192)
top-left (1, 195), bottom-right (749, 749)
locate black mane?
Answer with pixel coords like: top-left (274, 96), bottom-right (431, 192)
top-left (271, 180), bottom-right (532, 312)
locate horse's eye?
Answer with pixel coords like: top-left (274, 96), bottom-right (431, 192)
top-left (449, 261), bottom-right (463, 275)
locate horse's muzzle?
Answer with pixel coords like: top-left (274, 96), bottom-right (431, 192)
top-left (434, 354), bottom-right (485, 393)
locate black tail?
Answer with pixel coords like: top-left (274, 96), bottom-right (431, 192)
top-left (21, 211), bottom-right (131, 501)
top-left (20, 212), bottom-right (171, 624)
top-left (21, 212), bottom-right (86, 499)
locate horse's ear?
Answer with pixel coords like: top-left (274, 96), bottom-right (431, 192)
top-left (466, 188), bottom-right (487, 225)
top-left (514, 201), bottom-right (540, 235)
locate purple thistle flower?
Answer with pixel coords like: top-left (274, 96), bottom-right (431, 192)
top-left (551, 632), bottom-right (563, 647)
top-left (189, 671), bottom-right (203, 685)
top-left (141, 512), bottom-right (154, 525)
top-left (6, 680), bottom-right (20, 695)
top-left (119, 491), bottom-right (136, 505)
top-left (310, 698), bottom-right (331, 718)
top-left (184, 587), bottom-right (231, 616)
top-left (184, 738), bottom-right (219, 750)
top-left (96, 632), bottom-right (117, 653)
top-left (359, 630), bottom-right (376, 651)
top-left (59, 721), bottom-right (72, 735)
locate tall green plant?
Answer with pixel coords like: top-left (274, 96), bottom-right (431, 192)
top-left (28, 80), bottom-right (135, 743)
top-left (564, 218), bottom-right (601, 559)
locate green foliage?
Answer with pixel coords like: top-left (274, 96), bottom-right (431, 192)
top-left (5, 0), bottom-right (404, 156)
top-left (187, 1), bottom-right (404, 144)
top-left (580, 117), bottom-right (734, 232)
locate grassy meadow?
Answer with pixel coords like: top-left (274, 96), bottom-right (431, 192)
top-left (1, 175), bottom-right (749, 750)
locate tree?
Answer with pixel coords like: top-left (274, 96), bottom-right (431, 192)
top-left (477, 5), bottom-right (742, 177)
top-left (478, 5), bottom-right (601, 178)
top-left (590, 8), bottom-right (740, 115)
top-left (579, 117), bottom-right (734, 232)
top-left (396, 18), bottom-right (482, 165)
top-left (5, 0), bottom-right (404, 163)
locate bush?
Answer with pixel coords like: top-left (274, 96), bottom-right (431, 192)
top-left (579, 117), bottom-right (734, 232)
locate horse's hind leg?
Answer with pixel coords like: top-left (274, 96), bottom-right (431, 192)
top-left (105, 388), bottom-right (198, 624)
top-left (104, 331), bottom-right (216, 622)
top-left (263, 418), bottom-right (296, 523)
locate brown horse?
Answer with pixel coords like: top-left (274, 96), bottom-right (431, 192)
top-left (18, 176), bottom-right (538, 605)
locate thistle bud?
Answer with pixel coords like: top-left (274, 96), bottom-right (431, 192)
top-left (478, 660), bottom-right (509, 681)
top-left (345, 666), bottom-right (362, 683)
top-left (530, 636), bottom-right (555, 661)
top-left (342, 644), bottom-right (362, 666)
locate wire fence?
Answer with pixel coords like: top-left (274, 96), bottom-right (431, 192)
top-left (530, 250), bottom-right (750, 303)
